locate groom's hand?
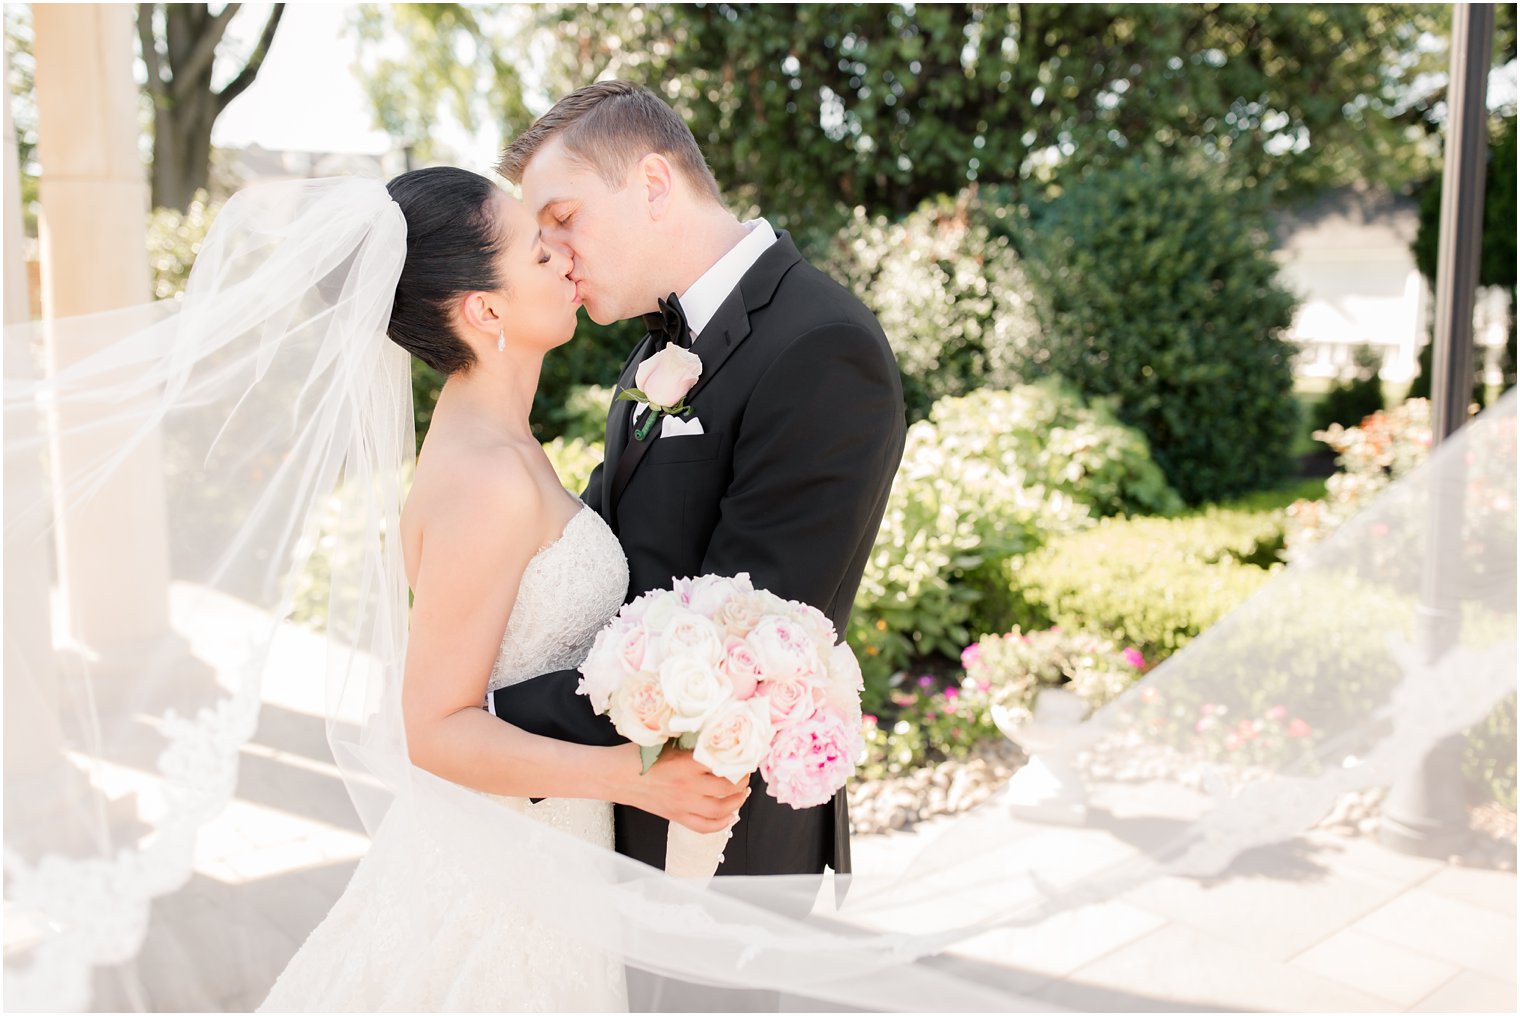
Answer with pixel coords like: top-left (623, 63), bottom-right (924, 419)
top-left (614, 747), bottom-right (750, 834)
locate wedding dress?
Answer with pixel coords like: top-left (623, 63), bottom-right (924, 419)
top-left (258, 504), bottom-right (632, 1012)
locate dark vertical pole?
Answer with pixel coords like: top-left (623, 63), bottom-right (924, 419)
top-left (1379, 2), bottom-right (1494, 858)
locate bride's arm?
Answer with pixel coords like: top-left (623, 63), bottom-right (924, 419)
top-left (401, 462), bottom-right (744, 830)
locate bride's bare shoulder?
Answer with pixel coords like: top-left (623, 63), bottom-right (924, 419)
top-left (402, 439), bottom-right (543, 559)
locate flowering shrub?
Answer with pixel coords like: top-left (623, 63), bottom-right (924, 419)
top-left (824, 190), bottom-right (1039, 422)
top-left (849, 414), bottom-right (1086, 706)
top-left (858, 674), bottom-right (1000, 781)
top-left (962, 627), bottom-right (1145, 727)
top-left (1128, 688), bottom-right (1320, 768)
top-left (1285, 399), bottom-right (1433, 558)
top-left (850, 382), bottom-right (1182, 705)
top-left (927, 383), bottom-right (1183, 519)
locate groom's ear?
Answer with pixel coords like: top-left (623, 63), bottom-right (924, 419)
top-left (638, 153), bottom-right (676, 221)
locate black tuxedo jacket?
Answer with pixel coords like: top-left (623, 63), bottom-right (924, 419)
top-left (492, 231), bottom-right (906, 877)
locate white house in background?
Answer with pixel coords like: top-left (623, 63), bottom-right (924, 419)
top-left (1271, 186), bottom-right (1508, 385)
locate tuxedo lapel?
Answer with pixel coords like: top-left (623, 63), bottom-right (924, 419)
top-left (600, 332), bottom-right (654, 527)
top-left (605, 232), bottom-right (804, 521)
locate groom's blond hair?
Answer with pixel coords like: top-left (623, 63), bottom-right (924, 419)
top-left (497, 80), bottom-right (722, 202)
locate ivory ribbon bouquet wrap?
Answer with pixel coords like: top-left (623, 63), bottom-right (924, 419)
top-left (576, 573), bottom-right (866, 879)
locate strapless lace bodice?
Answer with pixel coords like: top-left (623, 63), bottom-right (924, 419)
top-left (487, 503), bottom-right (630, 693)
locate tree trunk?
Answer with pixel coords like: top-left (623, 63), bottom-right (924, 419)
top-left (139, 3), bottom-right (285, 212)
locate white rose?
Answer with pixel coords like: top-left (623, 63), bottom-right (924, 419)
top-left (658, 656), bottom-right (732, 734)
top-left (687, 574), bottom-right (744, 619)
top-left (659, 613), bottom-right (726, 666)
top-left (606, 672), bottom-right (675, 747)
top-left (692, 697), bottom-right (774, 780)
top-left (635, 345), bottom-right (702, 410)
top-left (641, 593), bottom-right (682, 634)
top-left (822, 642), bottom-right (865, 728)
top-left (577, 627), bottom-right (626, 713)
top-left (714, 591), bottom-right (770, 638)
top-left (747, 615), bottom-right (823, 685)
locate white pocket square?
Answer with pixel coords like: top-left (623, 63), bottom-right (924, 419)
top-left (660, 415), bottom-right (705, 438)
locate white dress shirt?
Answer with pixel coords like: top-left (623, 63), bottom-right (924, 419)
top-left (676, 217), bottom-right (777, 343)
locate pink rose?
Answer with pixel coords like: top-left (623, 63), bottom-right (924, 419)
top-left (606, 673), bottom-right (674, 747)
top-left (961, 643), bottom-right (982, 669)
top-left (718, 637), bottom-right (764, 699)
top-left (617, 625), bottom-right (649, 674)
top-left (1265, 705), bottom-right (1286, 721)
top-left (635, 344), bottom-right (702, 410)
top-left (761, 711), bottom-right (860, 809)
top-left (1122, 647), bottom-right (1146, 670)
top-left (1286, 718), bottom-right (1312, 738)
top-left (759, 673), bottom-right (818, 728)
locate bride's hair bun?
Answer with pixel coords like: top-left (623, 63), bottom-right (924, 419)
top-left (384, 167), bottom-right (506, 375)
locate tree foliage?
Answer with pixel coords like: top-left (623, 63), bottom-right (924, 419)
top-left (349, 4), bottom-right (532, 165)
top-left (530, 3), bottom-right (1449, 238)
top-left (1021, 152), bottom-right (1301, 505)
top-left (137, 3), bottom-right (287, 211)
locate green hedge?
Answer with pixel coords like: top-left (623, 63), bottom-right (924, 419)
top-left (1006, 502), bottom-right (1290, 665)
top-left (1021, 153), bottom-right (1301, 505)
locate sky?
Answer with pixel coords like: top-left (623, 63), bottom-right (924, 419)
top-left (211, 2), bottom-right (493, 159)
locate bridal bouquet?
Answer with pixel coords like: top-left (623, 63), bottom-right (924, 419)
top-left (577, 572), bottom-right (865, 879)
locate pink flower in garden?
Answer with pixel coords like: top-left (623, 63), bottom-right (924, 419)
top-left (944, 701), bottom-right (958, 715)
top-left (1123, 647), bottom-right (1146, 670)
top-left (1237, 720), bottom-right (1258, 741)
top-left (961, 643), bottom-right (982, 669)
top-left (944, 687), bottom-right (959, 699)
top-left (863, 714), bottom-right (878, 726)
top-left (917, 675), bottom-right (935, 689)
top-left (1265, 705), bottom-right (1287, 721)
top-left (1287, 718), bottom-right (1312, 738)
top-left (975, 679), bottom-right (992, 693)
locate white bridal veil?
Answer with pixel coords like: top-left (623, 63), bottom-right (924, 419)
top-left (4, 176), bottom-right (1514, 1012)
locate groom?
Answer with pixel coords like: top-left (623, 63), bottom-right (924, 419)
top-left (490, 81), bottom-right (904, 890)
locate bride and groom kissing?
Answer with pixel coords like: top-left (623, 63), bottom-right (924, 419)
top-left (260, 79), bottom-right (906, 1010)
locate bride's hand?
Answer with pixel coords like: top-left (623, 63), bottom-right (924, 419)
top-left (618, 747), bottom-right (750, 833)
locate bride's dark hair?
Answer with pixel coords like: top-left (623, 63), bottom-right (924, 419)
top-left (384, 167), bottom-right (508, 375)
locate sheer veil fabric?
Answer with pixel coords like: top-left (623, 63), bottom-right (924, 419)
top-left (4, 176), bottom-right (1514, 1012)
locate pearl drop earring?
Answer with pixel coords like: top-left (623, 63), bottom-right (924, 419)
top-left (497, 327), bottom-right (506, 352)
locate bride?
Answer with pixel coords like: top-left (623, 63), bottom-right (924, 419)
top-left (250, 166), bottom-right (749, 1011)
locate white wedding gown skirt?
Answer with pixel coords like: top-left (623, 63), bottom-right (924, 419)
top-left (260, 505), bottom-right (633, 1012)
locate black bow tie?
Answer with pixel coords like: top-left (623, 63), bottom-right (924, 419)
top-left (642, 292), bottom-right (692, 351)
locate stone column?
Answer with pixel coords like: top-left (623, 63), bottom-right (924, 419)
top-left (4, 33), bottom-right (61, 830)
top-left (32, 3), bottom-right (171, 650)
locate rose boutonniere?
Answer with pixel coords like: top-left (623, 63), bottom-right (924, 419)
top-left (619, 345), bottom-right (702, 441)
